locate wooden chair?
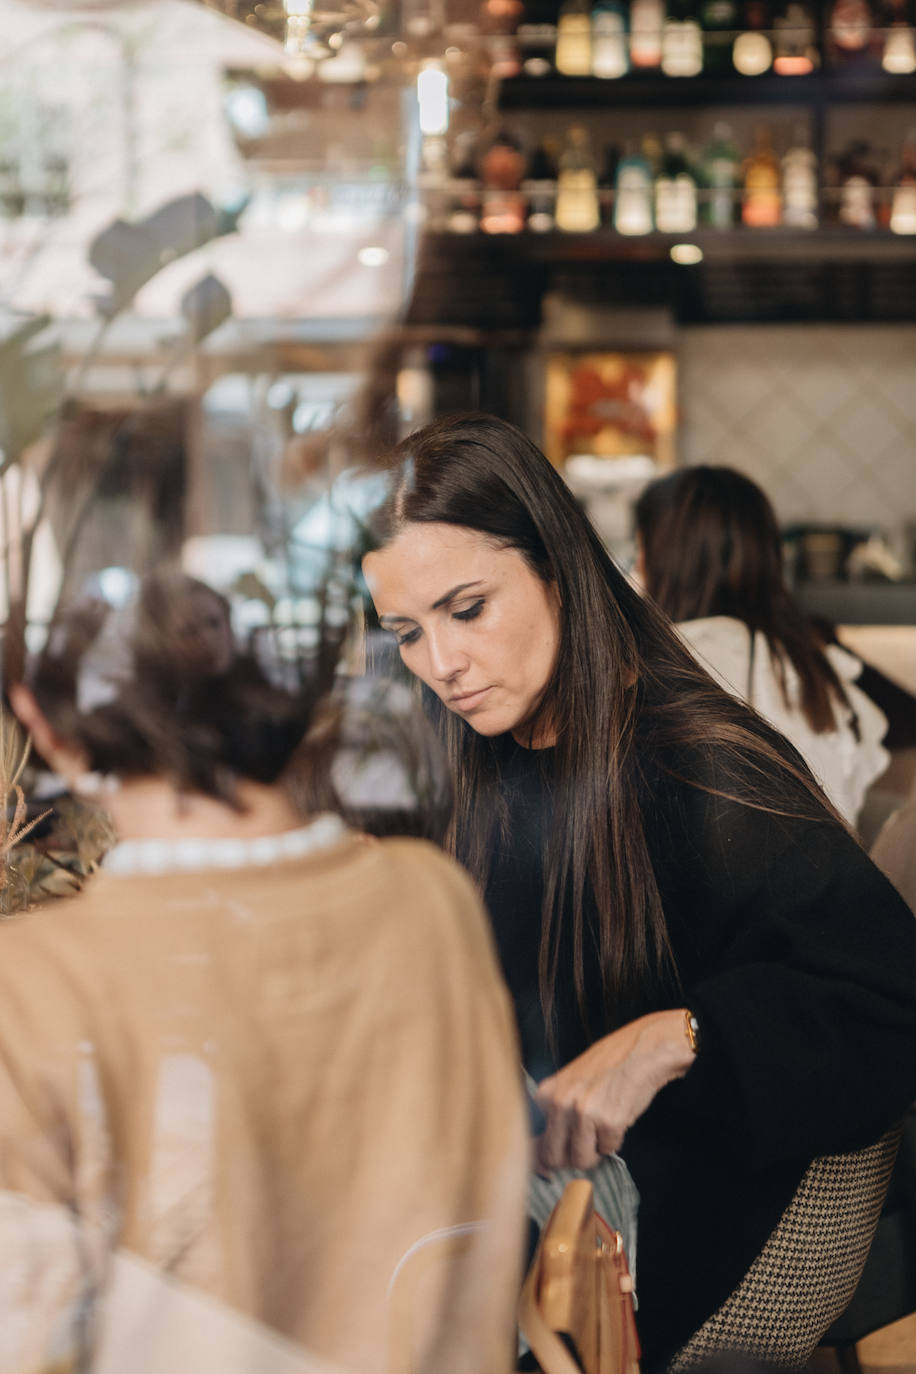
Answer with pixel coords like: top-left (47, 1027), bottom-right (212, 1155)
top-left (518, 1179), bottom-right (640, 1374)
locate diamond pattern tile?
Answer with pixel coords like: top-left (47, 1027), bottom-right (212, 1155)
top-left (829, 480), bottom-right (902, 532)
top-left (680, 325), bottom-right (916, 538)
top-left (781, 356), bottom-right (860, 423)
top-left (830, 391), bottom-right (910, 468)
top-left (789, 436), bottom-right (860, 505)
top-left (743, 392), bottom-right (814, 468)
top-left (709, 364), bottom-right (778, 426)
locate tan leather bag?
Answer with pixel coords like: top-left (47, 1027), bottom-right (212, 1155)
top-left (518, 1179), bottom-right (641, 1374)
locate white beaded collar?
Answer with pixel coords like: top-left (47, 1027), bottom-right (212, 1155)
top-left (101, 813), bottom-right (349, 878)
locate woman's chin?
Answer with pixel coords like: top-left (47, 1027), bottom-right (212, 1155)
top-left (448, 705), bottom-right (511, 738)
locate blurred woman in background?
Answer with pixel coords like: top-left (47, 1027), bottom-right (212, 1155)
top-left (634, 465), bottom-right (889, 828)
top-left (0, 565), bottom-right (528, 1374)
top-left (362, 413), bottom-right (916, 1374)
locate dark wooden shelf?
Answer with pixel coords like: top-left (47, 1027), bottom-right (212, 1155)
top-left (423, 227), bottom-right (916, 264)
top-left (411, 229), bottom-right (916, 324)
top-left (498, 71), bottom-right (916, 110)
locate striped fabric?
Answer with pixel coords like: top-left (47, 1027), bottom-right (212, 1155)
top-left (523, 1074), bottom-right (641, 1285)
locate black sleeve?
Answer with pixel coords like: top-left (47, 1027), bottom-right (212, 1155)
top-left (650, 748), bottom-right (916, 1172)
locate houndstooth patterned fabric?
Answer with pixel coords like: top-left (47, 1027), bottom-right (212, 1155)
top-left (669, 1125), bottom-right (902, 1371)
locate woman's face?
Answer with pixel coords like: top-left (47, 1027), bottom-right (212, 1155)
top-left (363, 522), bottom-right (562, 747)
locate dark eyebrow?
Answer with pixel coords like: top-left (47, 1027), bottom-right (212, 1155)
top-left (378, 581), bottom-right (485, 629)
top-left (431, 581), bottom-right (484, 610)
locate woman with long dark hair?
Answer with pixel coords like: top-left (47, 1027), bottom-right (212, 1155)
top-left (633, 465), bottom-right (888, 827)
top-left (362, 414), bottom-right (916, 1373)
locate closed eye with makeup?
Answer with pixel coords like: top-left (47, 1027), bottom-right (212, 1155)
top-left (388, 588), bottom-right (486, 649)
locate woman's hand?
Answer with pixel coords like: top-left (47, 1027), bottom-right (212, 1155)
top-left (534, 1009), bottom-right (697, 1171)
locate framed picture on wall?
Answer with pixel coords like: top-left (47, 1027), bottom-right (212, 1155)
top-left (544, 350), bottom-right (677, 470)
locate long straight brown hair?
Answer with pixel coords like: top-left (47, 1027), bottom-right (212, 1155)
top-left (369, 416), bottom-right (840, 1040)
top-left (635, 466), bottom-right (858, 738)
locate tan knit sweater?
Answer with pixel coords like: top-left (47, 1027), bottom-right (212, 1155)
top-left (0, 824), bottom-right (528, 1374)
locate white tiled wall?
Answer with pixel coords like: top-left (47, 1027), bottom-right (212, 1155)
top-left (678, 325), bottom-right (916, 540)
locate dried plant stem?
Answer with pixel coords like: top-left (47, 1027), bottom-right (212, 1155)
top-left (0, 712), bottom-right (50, 897)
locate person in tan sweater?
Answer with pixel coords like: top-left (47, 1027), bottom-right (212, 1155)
top-left (2, 569), bottom-right (528, 1374)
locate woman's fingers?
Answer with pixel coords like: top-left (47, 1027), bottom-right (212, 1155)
top-left (568, 1109), bottom-right (601, 1170)
top-left (595, 1116), bottom-right (625, 1157)
top-left (535, 1077), bottom-right (618, 1171)
top-left (534, 1079), bottom-right (575, 1171)
top-left (531, 1015), bottom-right (693, 1171)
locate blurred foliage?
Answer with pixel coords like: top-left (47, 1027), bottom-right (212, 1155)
top-left (1, 793), bottom-right (117, 917)
top-left (0, 710), bottom-right (52, 913)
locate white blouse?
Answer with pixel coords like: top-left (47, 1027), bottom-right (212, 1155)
top-left (676, 616), bottom-right (890, 827)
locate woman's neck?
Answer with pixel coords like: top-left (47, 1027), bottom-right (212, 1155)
top-left (100, 776), bottom-right (304, 844)
top-left (511, 727), bottom-right (557, 749)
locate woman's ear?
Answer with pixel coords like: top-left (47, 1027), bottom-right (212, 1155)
top-left (8, 684), bottom-right (89, 786)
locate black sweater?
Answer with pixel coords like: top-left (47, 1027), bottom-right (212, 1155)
top-left (483, 733), bottom-right (916, 1372)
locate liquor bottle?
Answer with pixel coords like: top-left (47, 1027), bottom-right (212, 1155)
top-left (732, 0), bottom-right (774, 71)
top-left (614, 141), bottom-right (655, 234)
top-left (641, 131), bottom-right (665, 179)
top-left (875, 145), bottom-right (893, 227)
top-left (890, 127), bottom-right (916, 232)
top-left (661, 0), bottom-right (705, 74)
top-left (702, 120), bottom-right (741, 227)
top-left (479, 0), bottom-right (524, 34)
top-left (480, 0), bottom-right (525, 78)
top-left (446, 133), bottom-right (482, 233)
top-left (822, 152), bottom-right (844, 225)
top-left (480, 128), bottom-right (527, 233)
top-left (881, 0), bottom-right (916, 72)
top-left (523, 138), bottom-right (559, 231)
top-left (555, 125), bottom-right (601, 231)
top-left (517, 0), bottom-right (558, 75)
top-left (701, 0), bottom-right (739, 74)
top-left (598, 142), bottom-right (622, 224)
top-left (556, 0), bottom-right (593, 73)
top-left (837, 140), bottom-right (878, 228)
top-left (781, 123), bottom-right (818, 227)
top-left (655, 131), bottom-right (698, 230)
top-left (402, 0), bottom-right (434, 38)
top-left (827, 0), bottom-right (875, 67)
top-left (592, 0), bottom-right (630, 76)
top-left (772, 0), bottom-right (818, 72)
top-left (742, 125), bottom-right (782, 225)
top-left (630, 0), bottom-right (666, 67)
top-left (444, 0), bottom-right (478, 43)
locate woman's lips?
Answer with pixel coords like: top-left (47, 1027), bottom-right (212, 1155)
top-left (449, 687), bottom-right (492, 712)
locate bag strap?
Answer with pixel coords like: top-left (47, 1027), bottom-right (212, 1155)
top-left (518, 1227), bottom-right (587, 1374)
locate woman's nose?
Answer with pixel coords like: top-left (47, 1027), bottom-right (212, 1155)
top-left (426, 630), bottom-right (467, 684)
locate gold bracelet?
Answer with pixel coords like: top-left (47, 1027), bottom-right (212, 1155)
top-left (684, 1010), bottom-right (700, 1056)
